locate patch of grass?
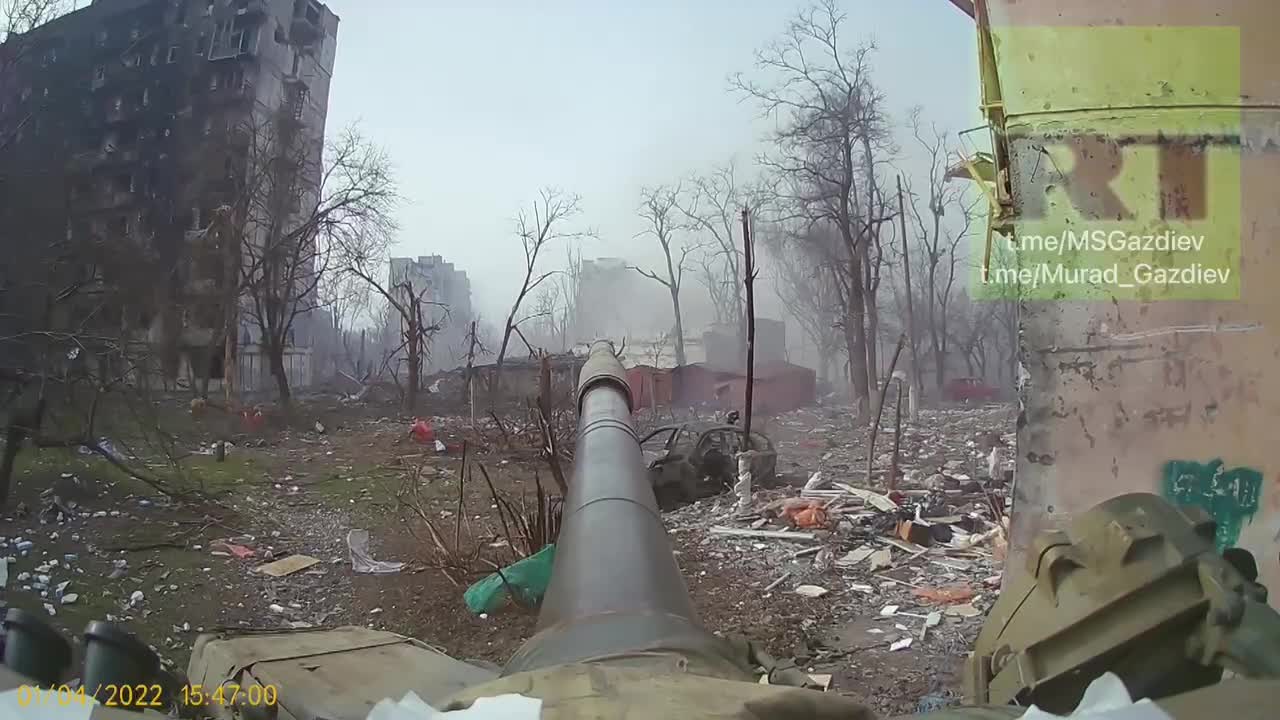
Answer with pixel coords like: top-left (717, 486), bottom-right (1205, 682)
top-left (9, 448), bottom-right (136, 488)
top-left (176, 454), bottom-right (262, 494)
top-left (7, 447), bottom-right (264, 501)
top-left (308, 463), bottom-right (405, 504)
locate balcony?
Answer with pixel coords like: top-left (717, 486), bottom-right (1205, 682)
top-left (209, 29), bottom-right (256, 61)
top-left (289, 0), bottom-right (324, 45)
top-left (280, 76), bottom-right (309, 125)
top-left (209, 81), bottom-right (255, 105)
top-left (233, 0), bottom-right (268, 18)
top-left (104, 190), bottom-right (137, 209)
top-left (77, 190), bottom-right (138, 213)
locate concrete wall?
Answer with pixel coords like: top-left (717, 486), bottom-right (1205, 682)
top-left (981, 1), bottom-right (1280, 604)
top-left (703, 319), bottom-right (785, 371)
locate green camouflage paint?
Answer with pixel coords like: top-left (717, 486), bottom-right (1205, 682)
top-left (1162, 459), bottom-right (1262, 552)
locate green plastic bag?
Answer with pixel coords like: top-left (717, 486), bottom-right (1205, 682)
top-left (463, 544), bottom-right (556, 615)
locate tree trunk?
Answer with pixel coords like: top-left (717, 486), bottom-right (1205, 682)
top-left (862, 244), bottom-right (880, 388)
top-left (670, 286), bottom-right (686, 366)
top-left (928, 267), bottom-right (945, 391)
top-left (405, 310), bottom-right (420, 412)
top-left (847, 254), bottom-right (871, 419)
top-left (492, 311), bottom-right (517, 407)
top-left (270, 343), bottom-right (291, 406)
top-left (865, 289), bottom-right (880, 389)
top-left (0, 395), bottom-right (45, 508)
top-left (406, 349), bottom-right (420, 413)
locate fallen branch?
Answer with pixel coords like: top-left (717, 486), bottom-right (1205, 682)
top-left (764, 572), bottom-right (792, 592)
top-left (709, 526), bottom-right (816, 541)
top-left (865, 334), bottom-right (907, 483)
top-left (103, 541), bottom-right (187, 553)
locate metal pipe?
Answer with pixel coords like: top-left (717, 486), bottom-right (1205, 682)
top-left (502, 340), bottom-right (750, 680)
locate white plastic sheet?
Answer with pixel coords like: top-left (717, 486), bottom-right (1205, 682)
top-left (1019, 673), bottom-right (1173, 720)
top-left (347, 529), bottom-right (406, 574)
top-left (366, 691), bottom-right (541, 719)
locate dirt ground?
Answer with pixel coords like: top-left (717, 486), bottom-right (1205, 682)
top-left (0, 393), bottom-right (1013, 718)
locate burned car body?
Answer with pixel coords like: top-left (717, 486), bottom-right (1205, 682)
top-left (639, 422), bottom-right (776, 509)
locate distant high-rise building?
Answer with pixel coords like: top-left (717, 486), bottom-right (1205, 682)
top-left (386, 255), bottom-right (473, 375)
top-left (0, 0), bottom-right (340, 393)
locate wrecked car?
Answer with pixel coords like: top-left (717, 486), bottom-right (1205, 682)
top-left (639, 422), bottom-right (776, 510)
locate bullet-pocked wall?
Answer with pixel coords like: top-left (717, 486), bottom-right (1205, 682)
top-left (978, 1), bottom-right (1280, 603)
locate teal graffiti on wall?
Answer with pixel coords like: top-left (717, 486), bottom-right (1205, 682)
top-left (1162, 459), bottom-right (1262, 552)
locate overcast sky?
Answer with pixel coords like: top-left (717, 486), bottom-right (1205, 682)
top-left (319, 0), bottom-right (982, 321)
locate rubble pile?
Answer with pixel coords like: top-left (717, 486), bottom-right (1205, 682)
top-left (770, 405), bottom-right (1014, 487)
top-left (664, 403), bottom-right (1014, 676)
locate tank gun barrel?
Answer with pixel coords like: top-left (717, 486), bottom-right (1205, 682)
top-left (502, 340), bottom-right (749, 680)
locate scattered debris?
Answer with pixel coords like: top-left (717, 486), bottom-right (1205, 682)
top-left (803, 471), bottom-right (829, 491)
top-left (945, 603), bottom-right (982, 618)
top-left (831, 483), bottom-right (900, 512)
top-left (793, 584), bottom-right (829, 598)
top-left (913, 585), bottom-right (977, 605)
top-left (868, 548), bottom-right (894, 571)
top-left (780, 500), bottom-right (829, 529)
top-left (464, 544), bottom-right (556, 615)
top-left (211, 541), bottom-right (255, 559)
top-left (347, 529), bottom-right (406, 574)
top-left (709, 526), bottom-right (816, 541)
top-left (836, 546), bottom-right (875, 567)
top-left (410, 418), bottom-right (435, 444)
top-left (764, 572), bottom-right (793, 592)
top-left (889, 637), bottom-right (913, 651)
top-left (256, 555), bottom-right (321, 577)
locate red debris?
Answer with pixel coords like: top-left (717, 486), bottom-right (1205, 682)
top-left (780, 499), bottom-right (830, 529)
top-left (212, 541), bottom-right (255, 559)
top-left (912, 584), bottom-right (977, 605)
top-left (409, 418), bottom-right (435, 444)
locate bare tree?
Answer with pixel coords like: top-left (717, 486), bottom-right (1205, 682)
top-left (333, 230), bottom-right (456, 412)
top-left (225, 117), bottom-right (396, 407)
top-left (530, 282), bottom-right (563, 352)
top-left (677, 162), bottom-right (760, 348)
top-left (492, 188), bottom-right (588, 403)
top-left (732, 0), bottom-right (895, 419)
top-left (555, 243), bottom-right (582, 349)
top-left (948, 289), bottom-right (999, 379)
top-left (0, 0), bottom-right (66, 154)
top-left (905, 108), bottom-right (979, 391)
top-left (697, 252), bottom-right (736, 326)
top-left (629, 184), bottom-right (696, 366)
top-left (766, 223), bottom-right (843, 383)
top-left (316, 252), bottom-right (372, 378)
top-left (982, 229), bottom-right (1020, 387)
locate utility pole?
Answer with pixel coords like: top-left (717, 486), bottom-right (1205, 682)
top-left (465, 320), bottom-right (479, 429)
top-left (896, 175), bottom-right (922, 421)
top-left (735, 206), bottom-right (758, 514)
top-left (740, 207), bottom-right (756, 438)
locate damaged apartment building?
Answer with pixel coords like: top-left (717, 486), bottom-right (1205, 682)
top-left (385, 255), bottom-right (474, 376)
top-left (0, 0), bottom-right (339, 394)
